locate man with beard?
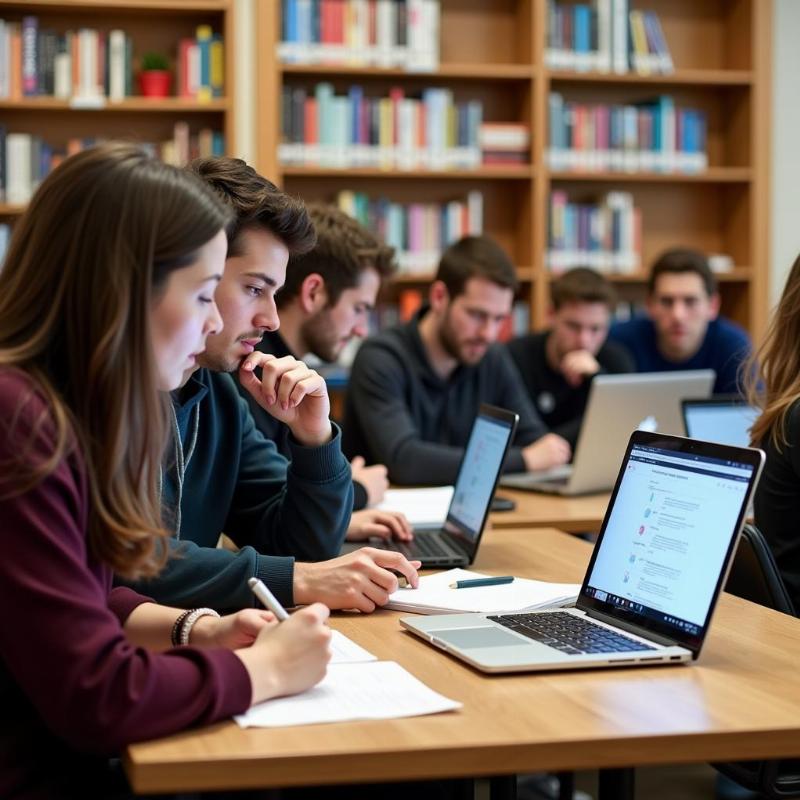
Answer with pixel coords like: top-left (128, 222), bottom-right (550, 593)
top-left (343, 235), bottom-right (571, 484)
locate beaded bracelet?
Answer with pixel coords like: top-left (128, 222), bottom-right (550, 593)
top-left (178, 607), bottom-right (221, 646)
top-left (171, 609), bottom-right (194, 647)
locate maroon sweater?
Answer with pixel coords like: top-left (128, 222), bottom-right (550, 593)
top-left (0, 370), bottom-right (251, 799)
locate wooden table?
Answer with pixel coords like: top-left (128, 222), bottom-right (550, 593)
top-left (124, 528), bottom-right (800, 795)
top-left (491, 488), bottom-right (611, 533)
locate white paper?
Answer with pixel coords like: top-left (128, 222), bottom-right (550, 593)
top-left (386, 568), bottom-right (580, 615)
top-left (329, 630), bottom-right (377, 664)
top-left (375, 486), bottom-right (454, 527)
top-left (235, 661), bottom-right (461, 728)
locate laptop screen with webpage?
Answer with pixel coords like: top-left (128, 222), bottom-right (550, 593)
top-left (579, 433), bottom-right (762, 655)
top-left (443, 406), bottom-right (517, 551)
top-left (683, 399), bottom-right (759, 447)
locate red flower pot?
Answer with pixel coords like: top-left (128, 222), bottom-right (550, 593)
top-left (139, 70), bottom-right (171, 98)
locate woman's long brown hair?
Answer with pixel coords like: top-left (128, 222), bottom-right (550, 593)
top-left (0, 143), bottom-right (232, 579)
top-left (746, 253), bottom-right (800, 450)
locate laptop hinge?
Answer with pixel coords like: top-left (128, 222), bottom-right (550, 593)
top-left (585, 608), bottom-right (678, 648)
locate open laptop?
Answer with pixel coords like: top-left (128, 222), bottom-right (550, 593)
top-left (402, 429), bottom-right (764, 672)
top-left (501, 370), bottom-right (715, 495)
top-left (341, 404), bottom-right (518, 568)
top-left (682, 396), bottom-right (759, 447)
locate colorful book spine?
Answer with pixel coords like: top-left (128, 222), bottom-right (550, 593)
top-left (279, 0), bottom-right (439, 71)
top-left (336, 189), bottom-right (483, 274)
top-left (0, 124), bottom-right (224, 202)
top-left (547, 92), bottom-right (708, 173)
top-left (279, 82), bottom-right (483, 170)
top-left (545, 0), bottom-right (672, 75)
top-left (0, 16), bottom-right (222, 101)
top-left (547, 189), bottom-right (642, 273)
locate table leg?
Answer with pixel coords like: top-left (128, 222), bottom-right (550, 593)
top-left (598, 767), bottom-right (635, 800)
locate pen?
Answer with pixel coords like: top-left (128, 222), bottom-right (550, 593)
top-left (248, 576), bottom-right (289, 621)
top-left (449, 576), bottom-right (515, 589)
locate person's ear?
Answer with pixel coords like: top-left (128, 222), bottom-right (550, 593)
top-left (708, 292), bottom-right (721, 320)
top-left (429, 280), bottom-right (450, 314)
top-left (299, 273), bottom-right (327, 314)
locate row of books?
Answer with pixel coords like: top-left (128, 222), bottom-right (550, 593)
top-left (548, 93), bottom-right (708, 173)
top-left (279, 84), bottom-right (483, 169)
top-left (279, 0), bottom-right (439, 71)
top-left (0, 17), bottom-right (223, 102)
top-left (547, 190), bottom-right (641, 273)
top-left (546, 0), bottom-right (673, 75)
top-left (0, 124), bottom-right (225, 204)
top-left (336, 189), bottom-right (483, 274)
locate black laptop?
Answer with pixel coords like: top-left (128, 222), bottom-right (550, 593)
top-left (342, 404), bottom-right (518, 567)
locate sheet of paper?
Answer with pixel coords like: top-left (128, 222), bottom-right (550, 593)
top-left (329, 630), bottom-right (377, 664)
top-left (375, 486), bottom-right (454, 527)
top-left (235, 661), bottom-right (461, 728)
top-left (386, 568), bottom-right (580, 615)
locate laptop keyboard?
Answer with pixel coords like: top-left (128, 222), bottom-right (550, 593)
top-left (395, 534), bottom-right (452, 559)
top-left (486, 611), bottom-right (656, 655)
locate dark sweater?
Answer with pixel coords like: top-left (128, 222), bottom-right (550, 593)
top-left (126, 369), bottom-right (353, 612)
top-left (0, 369), bottom-right (250, 799)
top-left (506, 331), bottom-right (634, 449)
top-left (608, 316), bottom-right (751, 395)
top-left (342, 309), bottom-right (548, 484)
top-left (753, 400), bottom-right (800, 609)
top-left (235, 329), bottom-right (369, 509)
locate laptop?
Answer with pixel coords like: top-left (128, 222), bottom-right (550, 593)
top-left (341, 404), bottom-right (519, 568)
top-left (500, 370), bottom-right (715, 495)
top-left (682, 396), bottom-right (759, 447)
top-left (402, 429), bottom-right (764, 672)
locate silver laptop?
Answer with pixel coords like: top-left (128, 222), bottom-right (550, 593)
top-left (341, 404), bottom-right (518, 568)
top-left (402, 430), bottom-right (764, 673)
top-left (682, 396), bottom-right (758, 447)
top-left (501, 370), bottom-right (715, 495)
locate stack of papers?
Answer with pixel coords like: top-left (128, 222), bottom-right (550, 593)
top-left (235, 632), bottom-right (460, 728)
top-left (386, 568), bottom-right (580, 615)
top-left (375, 486), bottom-right (454, 527)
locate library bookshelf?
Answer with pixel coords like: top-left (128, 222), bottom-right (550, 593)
top-left (256, 0), bottom-right (771, 338)
top-left (0, 0), bottom-right (236, 227)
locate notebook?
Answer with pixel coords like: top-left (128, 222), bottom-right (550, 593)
top-left (385, 568), bottom-right (579, 615)
top-left (341, 404), bottom-right (518, 567)
top-left (402, 430), bottom-right (764, 673)
top-left (501, 370), bottom-right (715, 495)
top-left (682, 396), bottom-right (759, 447)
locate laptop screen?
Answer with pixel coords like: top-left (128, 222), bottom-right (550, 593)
top-left (683, 400), bottom-right (759, 447)
top-left (581, 436), bottom-right (761, 653)
top-left (445, 408), bottom-right (517, 544)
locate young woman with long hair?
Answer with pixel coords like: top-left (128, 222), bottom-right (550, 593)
top-left (0, 143), bottom-right (331, 799)
top-left (747, 252), bottom-right (800, 609)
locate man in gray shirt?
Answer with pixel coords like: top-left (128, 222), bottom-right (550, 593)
top-left (343, 235), bottom-right (571, 484)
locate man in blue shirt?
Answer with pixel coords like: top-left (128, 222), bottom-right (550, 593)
top-left (609, 248), bottom-right (751, 394)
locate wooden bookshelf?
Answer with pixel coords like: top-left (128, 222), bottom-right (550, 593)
top-left (0, 0), bottom-right (236, 192)
top-left (258, 0), bottom-right (771, 337)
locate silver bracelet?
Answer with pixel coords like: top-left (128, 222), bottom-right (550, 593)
top-left (178, 607), bottom-right (221, 646)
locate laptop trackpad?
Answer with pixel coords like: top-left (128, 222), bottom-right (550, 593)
top-left (435, 627), bottom-right (525, 649)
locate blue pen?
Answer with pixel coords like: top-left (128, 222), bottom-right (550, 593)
top-left (449, 576), bottom-right (514, 589)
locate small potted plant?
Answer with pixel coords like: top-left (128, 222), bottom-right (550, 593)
top-left (139, 52), bottom-right (171, 98)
